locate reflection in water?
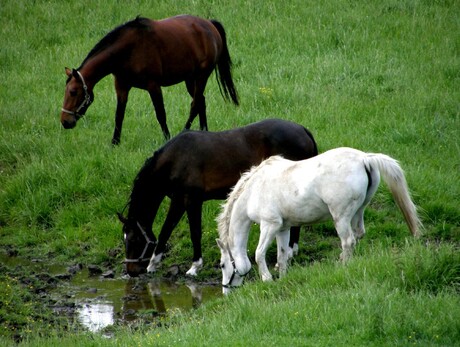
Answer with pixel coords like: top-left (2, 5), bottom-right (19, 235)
top-left (76, 276), bottom-right (221, 332)
top-left (78, 303), bottom-right (114, 332)
top-left (0, 252), bottom-right (222, 333)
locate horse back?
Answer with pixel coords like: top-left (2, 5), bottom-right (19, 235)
top-left (244, 119), bottom-right (318, 161)
top-left (124, 15), bottom-right (222, 85)
top-left (155, 131), bottom-right (256, 198)
top-left (149, 119), bottom-right (317, 198)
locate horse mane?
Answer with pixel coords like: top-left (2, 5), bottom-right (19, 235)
top-left (78, 16), bottom-right (151, 69)
top-left (125, 150), bottom-right (161, 220)
top-left (217, 155), bottom-right (284, 245)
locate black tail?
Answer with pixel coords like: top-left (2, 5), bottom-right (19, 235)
top-left (303, 127), bottom-right (319, 156)
top-left (210, 20), bottom-right (239, 105)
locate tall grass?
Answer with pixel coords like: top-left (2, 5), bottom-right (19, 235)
top-left (0, 0), bottom-right (459, 345)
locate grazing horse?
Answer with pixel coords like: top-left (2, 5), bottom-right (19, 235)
top-left (217, 147), bottom-right (422, 292)
top-left (118, 119), bottom-right (318, 277)
top-left (60, 15), bottom-right (239, 145)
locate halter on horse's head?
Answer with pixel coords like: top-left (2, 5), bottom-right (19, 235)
top-left (216, 239), bottom-right (250, 294)
top-left (60, 68), bottom-right (94, 129)
top-left (118, 213), bottom-right (156, 277)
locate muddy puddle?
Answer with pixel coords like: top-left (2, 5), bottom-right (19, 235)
top-left (0, 252), bottom-right (222, 333)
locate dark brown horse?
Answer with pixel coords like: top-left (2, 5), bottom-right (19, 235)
top-left (118, 119), bottom-right (318, 277)
top-left (61, 15), bottom-right (239, 145)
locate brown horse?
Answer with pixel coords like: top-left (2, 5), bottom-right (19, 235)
top-left (118, 119), bottom-right (318, 277)
top-left (60, 15), bottom-right (239, 145)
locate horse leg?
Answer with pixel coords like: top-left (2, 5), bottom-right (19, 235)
top-left (186, 283), bottom-right (203, 308)
top-left (334, 217), bottom-right (356, 263)
top-left (113, 79), bottom-right (131, 145)
top-left (184, 78), bottom-right (208, 131)
top-left (276, 228), bottom-right (291, 278)
top-left (148, 86), bottom-right (170, 140)
top-left (351, 207), bottom-right (366, 240)
top-left (147, 198), bottom-right (185, 273)
top-left (289, 226), bottom-right (301, 258)
top-left (185, 197), bottom-right (204, 276)
top-left (255, 221), bottom-right (280, 281)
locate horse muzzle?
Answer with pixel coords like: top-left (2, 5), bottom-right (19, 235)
top-left (125, 262), bottom-right (148, 277)
top-left (60, 108), bottom-right (79, 129)
top-left (61, 117), bottom-right (77, 129)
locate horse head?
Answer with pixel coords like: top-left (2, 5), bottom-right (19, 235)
top-left (216, 239), bottom-right (250, 294)
top-left (118, 213), bottom-right (156, 277)
top-left (60, 67), bottom-right (94, 129)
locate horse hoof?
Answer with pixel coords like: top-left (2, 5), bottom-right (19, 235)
top-left (222, 287), bottom-right (232, 295)
top-left (291, 243), bottom-right (299, 256)
top-left (147, 261), bottom-right (159, 273)
top-left (185, 258), bottom-right (203, 276)
top-left (186, 269), bottom-right (198, 276)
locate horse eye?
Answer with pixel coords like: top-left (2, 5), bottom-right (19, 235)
top-left (220, 263), bottom-right (225, 269)
top-left (70, 90), bottom-right (77, 97)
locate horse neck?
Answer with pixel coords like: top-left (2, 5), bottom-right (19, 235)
top-left (127, 156), bottom-right (166, 228)
top-left (127, 201), bottom-right (154, 228)
top-left (78, 53), bottom-right (113, 90)
top-left (226, 203), bottom-right (252, 275)
top-left (217, 167), bottom-right (257, 248)
top-left (229, 222), bottom-right (250, 258)
top-left (218, 193), bottom-right (251, 257)
top-left (126, 185), bottom-right (162, 230)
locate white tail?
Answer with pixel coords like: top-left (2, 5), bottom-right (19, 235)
top-left (364, 154), bottom-right (422, 237)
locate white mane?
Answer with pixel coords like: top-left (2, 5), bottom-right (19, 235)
top-left (216, 155), bottom-right (285, 246)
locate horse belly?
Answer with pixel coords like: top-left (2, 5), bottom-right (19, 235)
top-left (282, 197), bottom-right (332, 226)
top-left (273, 170), bottom-right (330, 226)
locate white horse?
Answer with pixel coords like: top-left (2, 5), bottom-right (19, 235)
top-left (216, 147), bottom-right (422, 291)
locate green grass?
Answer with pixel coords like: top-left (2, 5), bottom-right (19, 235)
top-left (10, 242), bottom-right (460, 346)
top-left (0, 0), bottom-right (459, 345)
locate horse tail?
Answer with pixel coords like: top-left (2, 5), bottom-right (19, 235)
top-left (210, 20), bottom-right (239, 106)
top-left (364, 154), bottom-right (422, 237)
top-left (303, 126), bottom-right (319, 156)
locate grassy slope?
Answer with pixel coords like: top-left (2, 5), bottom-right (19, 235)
top-left (0, 0), bottom-right (459, 345)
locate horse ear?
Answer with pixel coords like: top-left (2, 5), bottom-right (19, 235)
top-left (117, 212), bottom-right (128, 224)
top-left (65, 67), bottom-right (72, 77)
top-left (71, 68), bottom-right (79, 78)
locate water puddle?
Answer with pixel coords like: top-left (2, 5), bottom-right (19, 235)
top-left (0, 252), bottom-right (221, 333)
top-left (68, 270), bottom-right (221, 332)
top-left (78, 303), bottom-right (114, 332)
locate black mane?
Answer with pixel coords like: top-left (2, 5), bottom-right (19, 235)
top-left (78, 16), bottom-right (151, 69)
top-left (126, 150), bottom-right (161, 220)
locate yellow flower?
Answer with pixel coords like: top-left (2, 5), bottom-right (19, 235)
top-left (259, 87), bottom-right (273, 96)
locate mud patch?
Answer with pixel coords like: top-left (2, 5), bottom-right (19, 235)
top-left (0, 251), bottom-right (221, 338)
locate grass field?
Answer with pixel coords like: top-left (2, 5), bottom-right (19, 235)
top-left (0, 0), bottom-right (459, 345)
